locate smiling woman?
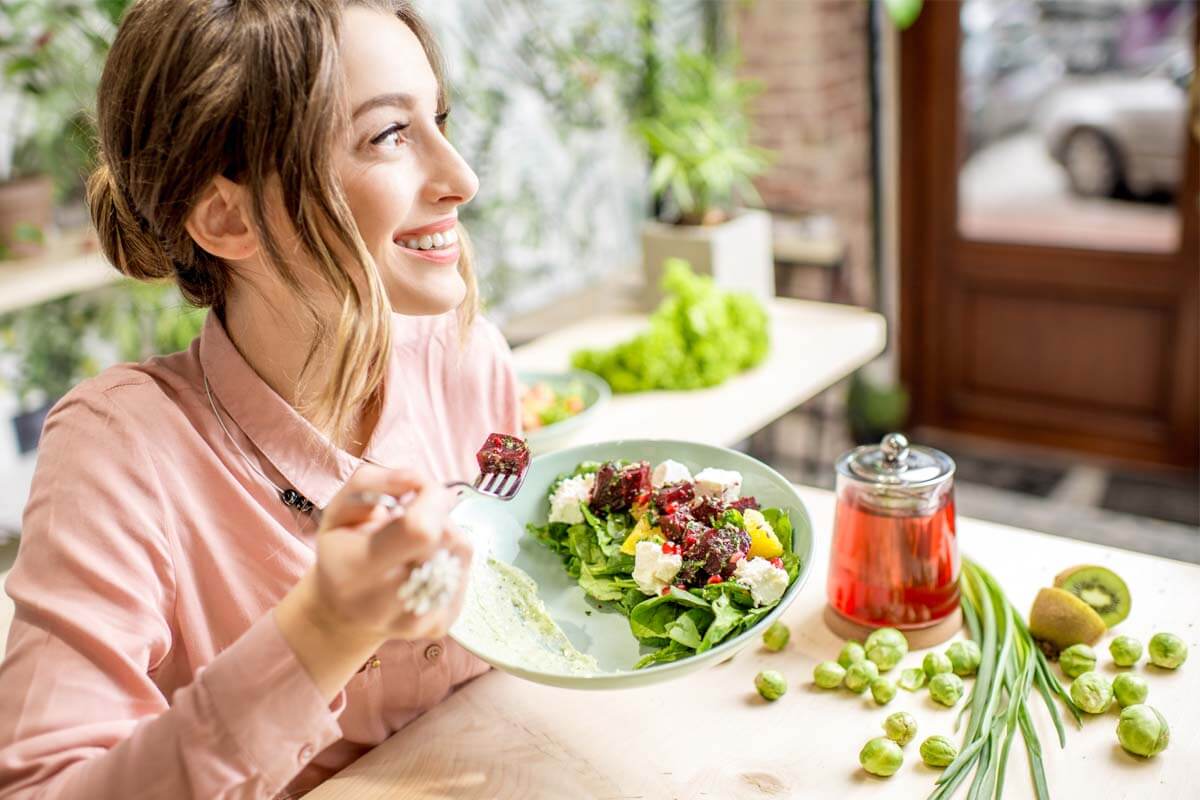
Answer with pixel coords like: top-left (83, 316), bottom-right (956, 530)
top-left (0, 2), bottom-right (522, 799)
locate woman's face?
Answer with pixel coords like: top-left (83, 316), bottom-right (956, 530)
top-left (333, 6), bottom-right (479, 316)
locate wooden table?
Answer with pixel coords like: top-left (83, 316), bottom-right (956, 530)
top-left (305, 486), bottom-right (1200, 800)
top-left (512, 297), bottom-right (887, 450)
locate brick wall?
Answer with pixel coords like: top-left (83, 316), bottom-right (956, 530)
top-left (735, 0), bottom-right (875, 307)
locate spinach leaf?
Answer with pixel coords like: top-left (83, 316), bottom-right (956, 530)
top-left (696, 594), bottom-right (745, 653)
top-left (666, 608), bottom-right (713, 649)
top-left (578, 563), bottom-right (638, 602)
top-left (634, 641), bottom-right (691, 670)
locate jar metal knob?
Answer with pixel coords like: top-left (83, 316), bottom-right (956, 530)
top-left (881, 432), bottom-right (910, 466)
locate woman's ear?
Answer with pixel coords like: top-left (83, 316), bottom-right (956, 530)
top-left (185, 175), bottom-right (258, 261)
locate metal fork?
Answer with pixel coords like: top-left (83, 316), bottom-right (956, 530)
top-left (319, 463), bottom-right (527, 525)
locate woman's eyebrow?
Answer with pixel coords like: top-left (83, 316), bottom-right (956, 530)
top-left (351, 92), bottom-right (415, 119)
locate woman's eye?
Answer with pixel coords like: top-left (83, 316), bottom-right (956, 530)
top-left (371, 123), bottom-right (409, 147)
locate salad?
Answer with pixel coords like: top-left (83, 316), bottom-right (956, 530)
top-left (527, 458), bottom-right (801, 669)
top-left (521, 380), bottom-right (586, 432)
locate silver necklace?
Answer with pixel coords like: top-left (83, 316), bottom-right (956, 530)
top-left (203, 373), bottom-right (316, 515)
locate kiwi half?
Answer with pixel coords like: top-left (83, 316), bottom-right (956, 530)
top-left (1028, 587), bottom-right (1107, 656)
top-left (1053, 564), bottom-right (1131, 627)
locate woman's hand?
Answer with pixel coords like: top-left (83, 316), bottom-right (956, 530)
top-left (275, 466), bottom-right (472, 700)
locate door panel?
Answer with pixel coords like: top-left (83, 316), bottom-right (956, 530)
top-left (900, 0), bottom-right (1198, 467)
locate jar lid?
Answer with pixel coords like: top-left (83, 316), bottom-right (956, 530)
top-left (838, 432), bottom-right (955, 489)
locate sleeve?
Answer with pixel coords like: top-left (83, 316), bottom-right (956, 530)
top-left (0, 386), bottom-right (345, 800)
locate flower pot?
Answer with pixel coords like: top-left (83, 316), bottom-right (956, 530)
top-left (0, 175), bottom-right (54, 260)
top-left (11, 400), bottom-right (55, 454)
top-left (640, 208), bottom-right (774, 309)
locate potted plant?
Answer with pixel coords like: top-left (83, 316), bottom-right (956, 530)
top-left (0, 294), bottom-right (100, 453)
top-left (0, 0), bottom-right (128, 259)
top-left (634, 47), bottom-right (774, 307)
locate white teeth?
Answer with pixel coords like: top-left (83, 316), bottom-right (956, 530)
top-left (399, 228), bottom-right (458, 250)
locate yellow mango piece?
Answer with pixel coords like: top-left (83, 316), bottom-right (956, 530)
top-left (620, 517), bottom-right (661, 556)
top-left (747, 522), bottom-right (783, 559)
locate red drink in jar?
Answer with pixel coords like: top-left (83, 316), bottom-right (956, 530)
top-left (827, 433), bottom-right (960, 629)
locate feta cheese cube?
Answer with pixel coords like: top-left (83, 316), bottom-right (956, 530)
top-left (733, 556), bottom-right (789, 607)
top-left (651, 459), bottom-right (693, 488)
top-left (694, 468), bottom-right (742, 502)
top-left (633, 540), bottom-right (682, 596)
top-left (548, 473), bottom-right (595, 525)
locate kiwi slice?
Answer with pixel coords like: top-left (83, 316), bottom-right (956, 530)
top-left (1053, 564), bottom-right (1131, 627)
top-left (1028, 587), bottom-right (1107, 656)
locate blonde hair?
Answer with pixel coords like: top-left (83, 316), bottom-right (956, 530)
top-left (87, 0), bottom-right (477, 442)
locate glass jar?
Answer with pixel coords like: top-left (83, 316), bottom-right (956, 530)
top-left (826, 432), bottom-right (960, 629)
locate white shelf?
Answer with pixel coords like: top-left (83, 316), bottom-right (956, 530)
top-left (0, 232), bottom-right (121, 315)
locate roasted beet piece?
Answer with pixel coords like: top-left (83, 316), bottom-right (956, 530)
top-left (698, 524), bottom-right (752, 579)
top-left (730, 496), bottom-right (760, 512)
top-left (653, 481), bottom-right (695, 514)
top-left (659, 508), bottom-right (699, 543)
top-left (589, 460), bottom-right (651, 513)
top-left (475, 433), bottom-right (529, 475)
top-left (690, 496), bottom-right (727, 526)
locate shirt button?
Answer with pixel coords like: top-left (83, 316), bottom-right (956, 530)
top-left (424, 643), bottom-right (443, 662)
top-left (298, 744), bottom-right (314, 764)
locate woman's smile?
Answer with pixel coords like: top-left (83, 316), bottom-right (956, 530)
top-left (393, 216), bottom-right (461, 265)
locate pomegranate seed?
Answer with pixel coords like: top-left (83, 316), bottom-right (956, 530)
top-left (684, 534), bottom-right (698, 547)
top-left (770, 557), bottom-right (784, 569)
top-left (661, 541), bottom-right (678, 555)
top-left (661, 586), bottom-right (671, 596)
top-left (664, 502), bottom-right (678, 514)
top-left (706, 575), bottom-right (724, 585)
top-left (675, 583), bottom-right (687, 591)
top-left (729, 551), bottom-right (745, 565)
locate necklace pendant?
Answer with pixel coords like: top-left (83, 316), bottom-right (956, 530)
top-left (280, 488), bottom-right (315, 515)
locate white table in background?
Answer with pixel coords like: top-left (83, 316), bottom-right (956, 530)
top-left (511, 297), bottom-right (887, 451)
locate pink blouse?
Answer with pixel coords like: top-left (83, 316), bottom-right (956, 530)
top-left (0, 310), bottom-right (521, 799)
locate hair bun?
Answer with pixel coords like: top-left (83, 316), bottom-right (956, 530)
top-left (86, 161), bottom-right (176, 282)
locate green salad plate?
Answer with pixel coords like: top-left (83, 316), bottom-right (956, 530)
top-left (449, 439), bottom-right (814, 690)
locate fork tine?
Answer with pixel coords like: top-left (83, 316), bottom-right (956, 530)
top-left (482, 472), bottom-right (502, 493)
top-left (473, 472), bottom-right (485, 489)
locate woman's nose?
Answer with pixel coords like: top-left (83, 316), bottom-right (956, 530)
top-left (424, 136), bottom-right (479, 208)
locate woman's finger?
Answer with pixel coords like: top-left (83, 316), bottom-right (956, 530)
top-left (368, 483), bottom-right (456, 564)
top-left (320, 466), bottom-right (427, 533)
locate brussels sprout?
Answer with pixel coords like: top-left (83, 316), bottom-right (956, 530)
top-left (870, 677), bottom-right (897, 706)
top-left (1116, 704), bottom-right (1169, 758)
top-left (919, 735), bottom-right (958, 768)
top-left (899, 667), bottom-right (928, 691)
top-left (859, 737), bottom-right (904, 777)
top-left (813, 660), bottom-right (846, 689)
top-left (865, 628), bottom-right (909, 672)
top-left (883, 711), bottom-right (918, 746)
top-left (946, 640), bottom-right (982, 676)
top-left (762, 621), bottom-right (790, 652)
top-left (838, 641), bottom-right (867, 669)
top-left (1112, 672), bottom-right (1149, 708)
top-left (929, 672), bottom-right (965, 707)
top-left (1109, 635), bottom-right (1143, 667)
top-left (1070, 671), bottom-right (1113, 714)
top-left (1059, 644), bottom-right (1097, 678)
top-left (1148, 633), bottom-right (1187, 669)
top-left (755, 670), bottom-right (787, 701)
top-left (844, 660), bottom-right (881, 693)
top-left (923, 652), bottom-right (953, 678)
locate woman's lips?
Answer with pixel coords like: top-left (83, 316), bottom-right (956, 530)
top-left (394, 239), bottom-right (461, 265)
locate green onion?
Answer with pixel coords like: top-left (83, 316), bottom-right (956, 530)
top-left (927, 559), bottom-right (1082, 800)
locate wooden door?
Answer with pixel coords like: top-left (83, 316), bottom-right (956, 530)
top-left (899, 0), bottom-right (1198, 467)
